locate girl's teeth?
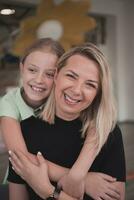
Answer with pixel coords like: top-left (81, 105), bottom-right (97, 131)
top-left (32, 86), bottom-right (43, 92)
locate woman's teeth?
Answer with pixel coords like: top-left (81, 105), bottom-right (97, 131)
top-left (64, 94), bottom-right (81, 104)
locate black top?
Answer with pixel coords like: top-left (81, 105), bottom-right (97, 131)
top-left (8, 116), bottom-right (126, 200)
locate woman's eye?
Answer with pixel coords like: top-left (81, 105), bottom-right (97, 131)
top-left (86, 83), bottom-right (97, 89)
top-left (66, 74), bottom-right (75, 79)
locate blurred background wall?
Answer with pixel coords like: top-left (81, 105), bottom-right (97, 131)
top-left (90, 0), bottom-right (134, 122)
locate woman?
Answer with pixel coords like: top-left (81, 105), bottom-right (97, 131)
top-left (9, 43), bottom-right (126, 200)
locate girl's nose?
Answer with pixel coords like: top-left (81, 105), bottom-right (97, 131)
top-left (35, 73), bottom-right (44, 84)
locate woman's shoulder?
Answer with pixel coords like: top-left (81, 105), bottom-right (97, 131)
top-left (106, 124), bottom-right (123, 146)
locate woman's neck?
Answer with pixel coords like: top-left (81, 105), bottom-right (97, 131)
top-left (56, 111), bottom-right (80, 121)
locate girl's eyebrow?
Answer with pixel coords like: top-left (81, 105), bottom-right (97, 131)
top-left (29, 63), bottom-right (56, 72)
top-left (29, 63), bottom-right (38, 68)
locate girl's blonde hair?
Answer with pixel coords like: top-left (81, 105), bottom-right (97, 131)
top-left (41, 43), bottom-right (117, 154)
top-left (21, 37), bottom-right (65, 64)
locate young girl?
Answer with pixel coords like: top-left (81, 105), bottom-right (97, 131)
top-left (0, 37), bottom-right (65, 198)
top-left (0, 38), bottom-right (64, 154)
top-left (9, 43), bottom-right (125, 200)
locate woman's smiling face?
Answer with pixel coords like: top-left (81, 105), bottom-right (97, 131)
top-left (54, 54), bottom-right (99, 120)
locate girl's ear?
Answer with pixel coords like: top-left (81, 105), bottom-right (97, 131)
top-left (19, 62), bottom-right (24, 75)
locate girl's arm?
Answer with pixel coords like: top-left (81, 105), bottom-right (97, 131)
top-left (1, 117), bottom-right (27, 152)
top-left (0, 116), bottom-right (69, 179)
top-left (9, 182), bottom-right (29, 200)
top-left (1, 117), bottom-right (38, 165)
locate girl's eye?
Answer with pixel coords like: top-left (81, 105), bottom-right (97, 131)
top-left (46, 73), bottom-right (55, 78)
top-left (28, 68), bottom-right (37, 73)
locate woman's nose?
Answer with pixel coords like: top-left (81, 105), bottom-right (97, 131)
top-left (72, 82), bottom-right (82, 95)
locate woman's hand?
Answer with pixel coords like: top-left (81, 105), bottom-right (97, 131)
top-left (85, 172), bottom-right (121, 200)
top-left (9, 150), bottom-right (54, 199)
top-left (58, 171), bottom-right (85, 199)
top-left (26, 152), bottom-right (39, 165)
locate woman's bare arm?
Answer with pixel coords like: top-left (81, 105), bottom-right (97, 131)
top-left (9, 151), bottom-right (77, 200)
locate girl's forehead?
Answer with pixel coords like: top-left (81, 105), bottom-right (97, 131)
top-left (25, 51), bottom-right (57, 62)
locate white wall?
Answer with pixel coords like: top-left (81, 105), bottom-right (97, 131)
top-left (90, 0), bottom-right (134, 121)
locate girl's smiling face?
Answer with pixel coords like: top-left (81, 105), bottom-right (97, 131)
top-left (54, 54), bottom-right (99, 120)
top-left (20, 51), bottom-right (57, 107)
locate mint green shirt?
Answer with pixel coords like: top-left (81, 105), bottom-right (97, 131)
top-left (0, 87), bottom-right (35, 121)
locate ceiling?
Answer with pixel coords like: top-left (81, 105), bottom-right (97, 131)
top-left (0, 0), bottom-right (40, 45)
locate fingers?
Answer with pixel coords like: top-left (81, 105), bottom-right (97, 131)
top-left (100, 183), bottom-right (120, 200)
top-left (108, 185), bottom-right (120, 199)
top-left (9, 150), bottom-right (30, 166)
top-left (99, 173), bottom-right (116, 182)
top-left (8, 150), bottom-right (32, 178)
top-left (101, 191), bottom-right (120, 200)
top-left (9, 151), bottom-right (22, 171)
top-left (9, 152), bottom-right (24, 179)
top-left (36, 152), bottom-right (46, 165)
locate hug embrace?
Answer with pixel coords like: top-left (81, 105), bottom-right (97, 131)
top-left (0, 39), bottom-right (126, 200)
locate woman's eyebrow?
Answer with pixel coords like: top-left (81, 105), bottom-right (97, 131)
top-left (86, 80), bottom-right (99, 84)
top-left (66, 70), bottom-right (79, 77)
top-left (67, 70), bottom-right (99, 84)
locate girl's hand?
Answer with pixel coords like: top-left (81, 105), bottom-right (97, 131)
top-left (9, 150), bottom-right (54, 199)
top-left (85, 172), bottom-right (120, 200)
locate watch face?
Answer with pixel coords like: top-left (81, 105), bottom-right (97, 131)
top-left (36, 20), bottom-right (63, 40)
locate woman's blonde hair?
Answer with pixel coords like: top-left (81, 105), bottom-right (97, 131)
top-left (41, 43), bottom-right (117, 154)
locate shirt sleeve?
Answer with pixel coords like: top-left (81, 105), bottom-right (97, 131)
top-left (99, 125), bottom-right (126, 182)
top-left (0, 94), bottom-right (20, 120)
